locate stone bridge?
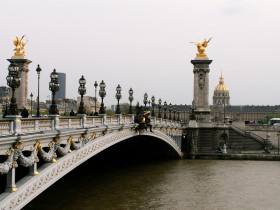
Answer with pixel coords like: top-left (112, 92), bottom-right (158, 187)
top-left (0, 114), bottom-right (183, 210)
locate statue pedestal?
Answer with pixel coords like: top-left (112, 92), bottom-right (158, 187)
top-left (191, 57), bottom-right (212, 123)
top-left (7, 58), bottom-right (32, 110)
top-left (189, 120), bottom-right (198, 128)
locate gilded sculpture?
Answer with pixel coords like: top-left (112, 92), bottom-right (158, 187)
top-left (11, 35), bottom-right (28, 57)
top-left (191, 37), bottom-right (212, 58)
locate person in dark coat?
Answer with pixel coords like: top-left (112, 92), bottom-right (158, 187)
top-left (21, 107), bottom-right (29, 118)
top-left (70, 109), bottom-right (75, 116)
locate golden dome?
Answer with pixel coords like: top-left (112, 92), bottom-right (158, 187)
top-left (215, 73), bottom-right (229, 92)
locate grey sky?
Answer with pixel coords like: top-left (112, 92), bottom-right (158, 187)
top-left (0, 0), bottom-right (279, 106)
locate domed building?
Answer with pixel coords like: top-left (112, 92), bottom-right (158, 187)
top-left (211, 73), bottom-right (230, 122)
top-left (213, 73), bottom-right (230, 106)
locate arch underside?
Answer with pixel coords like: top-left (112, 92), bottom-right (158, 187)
top-left (0, 129), bottom-right (181, 210)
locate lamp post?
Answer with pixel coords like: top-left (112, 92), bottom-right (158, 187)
top-left (151, 95), bottom-right (155, 117)
top-left (143, 92), bottom-right (148, 109)
top-left (77, 75), bottom-right (86, 114)
top-left (173, 105), bottom-right (176, 121)
top-left (99, 80), bottom-right (106, 115)
top-left (36, 65), bottom-right (42, 117)
top-left (30, 93), bottom-right (33, 117)
top-left (148, 100), bottom-right (151, 110)
top-left (94, 81), bottom-right (98, 115)
top-left (6, 63), bottom-right (21, 115)
top-left (115, 84), bottom-right (122, 114)
top-left (49, 69), bottom-right (60, 115)
top-left (158, 98), bottom-right (162, 118)
top-left (128, 88), bottom-right (134, 115)
top-left (163, 101), bottom-right (167, 119)
top-left (168, 103), bottom-right (172, 120)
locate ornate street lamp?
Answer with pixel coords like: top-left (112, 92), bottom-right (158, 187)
top-left (163, 101), bottom-right (167, 119)
top-left (6, 63), bottom-right (21, 115)
top-left (143, 92), bottom-right (148, 108)
top-left (36, 65), bottom-right (42, 117)
top-left (30, 93), bottom-right (33, 117)
top-left (177, 111), bottom-right (180, 121)
top-left (158, 98), bottom-right (162, 118)
top-left (151, 95), bottom-right (155, 117)
top-left (78, 75), bottom-right (86, 114)
top-left (148, 100), bottom-right (151, 109)
top-left (94, 81), bottom-right (98, 115)
top-left (168, 103), bottom-right (172, 120)
top-left (173, 105), bottom-right (176, 121)
top-left (99, 80), bottom-right (106, 114)
top-left (49, 69), bottom-right (60, 115)
top-left (128, 88), bottom-right (134, 115)
top-left (115, 84), bottom-right (122, 114)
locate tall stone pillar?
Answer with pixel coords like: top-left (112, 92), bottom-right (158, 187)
top-left (191, 57), bottom-right (212, 123)
top-left (7, 58), bottom-right (32, 110)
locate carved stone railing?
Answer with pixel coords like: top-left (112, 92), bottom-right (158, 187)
top-left (0, 120), bottom-right (13, 136)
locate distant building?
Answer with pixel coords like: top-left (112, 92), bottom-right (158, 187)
top-left (212, 73), bottom-right (230, 106)
top-left (0, 86), bottom-right (12, 98)
top-left (211, 74), bottom-right (279, 122)
top-left (54, 72), bottom-right (66, 100)
top-left (76, 96), bottom-right (100, 114)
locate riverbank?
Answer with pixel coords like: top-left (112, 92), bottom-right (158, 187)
top-left (195, 153), bottom-right (280, 161)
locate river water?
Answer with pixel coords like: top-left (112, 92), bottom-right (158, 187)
top-left (24, 156), bottom-right (280, 210)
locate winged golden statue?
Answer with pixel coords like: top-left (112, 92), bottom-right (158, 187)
top-left (11, 35), bottom-right (28, 57)
top-left (190, 37), bottom-right (212, 58)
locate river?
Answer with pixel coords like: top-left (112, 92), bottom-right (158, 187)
top-left (23, 155), bottom-right (280, 210)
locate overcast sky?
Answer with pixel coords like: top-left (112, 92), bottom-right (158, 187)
top-left (0, 0), bottom-right (279, 106)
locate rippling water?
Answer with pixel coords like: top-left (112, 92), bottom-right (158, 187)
top-left (24, 158), bottom-right (280, 210)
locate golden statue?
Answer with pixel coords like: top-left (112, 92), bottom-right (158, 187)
top-left (11, 35), bottom-right (28, 57)
top-left (191, 37), bottom-right (212, 58)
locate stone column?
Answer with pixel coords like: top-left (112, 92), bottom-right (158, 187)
top-left (7, 58), bottom-right (32, 110)
top-left (191, 57), bottom-right (212, 123)
top-left (6, 168), bottom-right (17, 192)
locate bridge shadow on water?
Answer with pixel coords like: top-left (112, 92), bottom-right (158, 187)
top-left (21, 135), bottom-right (179, 210)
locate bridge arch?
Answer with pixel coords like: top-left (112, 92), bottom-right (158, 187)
top-left (0, 129), bottom-right (182, 210)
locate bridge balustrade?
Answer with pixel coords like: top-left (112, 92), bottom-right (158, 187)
top-left (86, 116), bottom-right (103, 127)
top-left (0, 119), bottom-right (13, 136)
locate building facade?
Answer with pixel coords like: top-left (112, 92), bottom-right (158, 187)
top-left (76, 96), bottom-right (100, 114)
top-left (211, 74), bottom-right (279, 122)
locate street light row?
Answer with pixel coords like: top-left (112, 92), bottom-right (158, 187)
top-left (142, 92), bottom-right (180, 121)
top-left (6, 63), bottom-right (179, 119)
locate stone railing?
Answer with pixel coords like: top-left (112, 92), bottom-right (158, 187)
top-left (0, 114), bottom-right (136, 136)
